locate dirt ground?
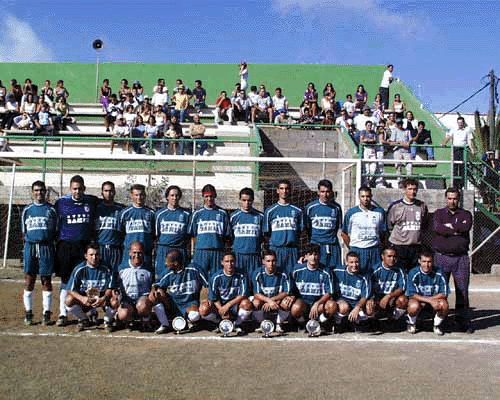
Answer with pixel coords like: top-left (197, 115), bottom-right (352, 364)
top-left (1, 267), bottom-right (500, 400)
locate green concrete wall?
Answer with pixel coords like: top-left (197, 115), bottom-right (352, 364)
top-left (0, 63), bottom-right (384, 106)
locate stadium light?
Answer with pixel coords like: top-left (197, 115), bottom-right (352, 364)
top-left (93, 39), bottom-right (103, 102)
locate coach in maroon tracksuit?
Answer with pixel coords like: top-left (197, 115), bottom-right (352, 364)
top-left (432, 187), bottom-right (473, 333)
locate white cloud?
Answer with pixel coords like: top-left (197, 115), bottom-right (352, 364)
top-left (273, 0), bottom-right (428, 39)
top-left (0, 15), bottom-right (54, 62)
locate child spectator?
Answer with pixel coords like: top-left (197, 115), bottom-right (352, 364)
top-left (34, 102), bottom-right (53, 136)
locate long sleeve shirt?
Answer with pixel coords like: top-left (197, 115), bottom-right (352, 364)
top-left (431, 207), bottom-right (472, 256)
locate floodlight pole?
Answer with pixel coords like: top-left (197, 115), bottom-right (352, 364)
top-left (488, 69), bottom-right (496, 151)
top-left (95, 50), bottom-right (100, 103)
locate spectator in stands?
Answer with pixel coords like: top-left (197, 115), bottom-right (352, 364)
top-left (123, 104), bottom-right (137, 130)
top-left (354, 106), bottom-right (376, 132)
top-left (171, 85), bottom-right (189, 123)
top-left (379, 64), bottom-right (394, 110)
top-left (34, 102), bottom-right (54, 136)
top-left (54, 80), bottom-right (69, 100)
top-left (321, 82), bottom-right (337, 114)
top-left (214, 91), bottom-right (232, 125)
top-left (232, 89), bottom-right (251, 125)
top-left (163, 114), bottom-right (184, 155)
top-left (172, 79), bottom-right (192, 98)
top-left (41, 80), bottom-right (54, 106)
top-left (153, 105), bottom-right (168, 136)
top-left (1, 94), bottom-right (19, 130)
top-left (14, 112), bottom-right (32, 130)
top-left (10, 79), bottom-right (23, 104)
top-left (272, 87), bottom-right (288, 117)
top-left (119, 79), bottom-right (131, 98)
top-left (360, 121), bottom-right (378, 187)
top-left (335, 109), bottom-right (350, 130)
top-left (346, 120), bottom-right (359, 146)
top-left (274, 110), bottom-right (292, 127)
top-left (153, 78), bottom-right (168, 94)
top-left (321, 110), bottom-right (335, 127)
top-left (239, 61), bottom-right (249, 91)
top-left (297, 108), bottom-right (315, 125)
top-left (389, 119), bottom-right (412, 179)
top-left (376, 121), bottom-right (390, 187)
top-left (139, 104), bottom-right (152, 124)
top-left (410, 121), bottom-right (434, 160)
top-left (99, 79), bottom-right (112, 111)
top-left (343, 94), bottom-right (355, 117)
top-left (372, 93), bottom-right (384, 123)
top-left (248, 85), bottom-right (259, 106)
top-left (304, 82), bottom-right (319, 116)
top-left (390, 94), bottom-right (406, 120)
top-left (403, 111), bottom-right (417, 135)
top-left (192, 80), bottom-right (207, 112)
top-left (152, 85), bottom-right (169, 113)
top-left (54, 97), bottom-right (73, 131)
top-left (142, 116), bottom-right (158, 153)
top-left (123, 93), bottom-right (139, 112)
top-left (230, 83), bottom-right (242, 104)
top-left (189, 114), bottom-right (208, 156)
top-left (22, 79), bottom-right (36, 97)
top-left (386, 111), bottom-right (397, 133)
top-left (0, 80), bottom-right (6, 101)
top-left (132, 81), bottom-right (145, 104)
top-left (19, 93), bottom-right (36, 119)
top-left (111, 117), bottom-right (128, 154)
top-left (130, 115), bottom-right (145, 154)
top-left (354, 84), bottom-right (368, 113)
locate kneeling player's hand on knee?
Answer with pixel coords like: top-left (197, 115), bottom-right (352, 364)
top-left (348, 305), bottom-right (361, 322)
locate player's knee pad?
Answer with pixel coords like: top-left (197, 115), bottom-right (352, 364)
top-left (188, 310), bottom-right (200, 322)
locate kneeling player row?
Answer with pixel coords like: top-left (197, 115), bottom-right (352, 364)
top-left (63, 243), bottom-right (448, 336)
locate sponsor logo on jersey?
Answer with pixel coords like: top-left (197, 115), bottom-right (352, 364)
top-left (25, 216), bottom-right (50, 231)
top-left (198, 220), bottom-right (224, 234)
top-left (271, 217), bottom-right (297, 231)
top-left (160, 221), bottom-right (185, 235)
top-left (66, 213), bottom-right (91, 224)
top-left (167, 279), bottom-right (198, 295)
top-left (296, 281), bottom-right (322, 296)
top-left (311, 216), bottom-right (334, 230)
top-left (98, 216), bottom-right (119, 231)
top-left (416, 284), bottom-right (439, 297)
top-left (234, 223), bottom-right (259, 237)
top-left (339, 282), bottom-right (362, 299)
top-left (126, 219), bottom-right (151, 233)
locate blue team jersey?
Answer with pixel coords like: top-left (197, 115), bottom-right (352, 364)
top-left (208, 271), bottom-right (249, 305)
top-left (252, 267), bottom-right (290, 297)
top-left (407, 266), bottom-right (448, 298)
top-left (157, 265), bottom-right (208, 306)
top-left (263, 203), bottom-right (304, 247)
top-left (22, 203), bottom-right (57, 243)
top-left (67, 262), bottom-right (114, 295)
top-left (333, 268), bottom-right (371, 305)
top-left (291, 264), bottom-right (333, 306)
top-left (189, 206), bottom-right (231, 250)
top-left (95, 202), bottom-right (124, 246)
top-left (371, 264), bottom-right (406, 299)
top-left (118, 264), bottom-right (153, 302)
top-left (120, 205), bottom-right (155, 252)
top-left (230, 208), bottom-right (264, 254)
top-left (342, 205), bottom-right (387, 248)
top-left (155, 207), bottom-right (191, 247)
top-left (305, 199), bottom-right (342, 245)
top-left (55, 194), bottom-right (97, 242)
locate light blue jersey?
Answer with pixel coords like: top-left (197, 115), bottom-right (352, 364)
top-left (157, 265), bottom-right (208, 308)
top-left (333, 268), bottom-right (371, 307)
top-left (118, 263), bottom-right (153, 303)
top-left (120, 205), bottom-right (155, 253)
top-left (95, 202), bottom-right (124, 246)
top-left (371, 264), bottom-right (406, 299)
top-left (67, 262), bottom-right (114, 295)
top-left (189, 206), bottom-right (231, 250)
top-left (231, 208), bottom-right (264, 254)
top-left (252, 267), bottom-right (291, 298)
top-left (22, 203), bottom-right (57, 243)
top-left (208, 271), bottom-right (249, 305)
top-left (407, 266), bottom-right (448, 298)
top-left (291, 265), bottom-right (333, 306)
top-left (305, 199), bottom-right (342, 245)
top-left (342, 205), bottom-right (386, 249)
top-left (155, 207), bottom-right (191, 247)
top-left (263, 203), bottom-right (304, 247)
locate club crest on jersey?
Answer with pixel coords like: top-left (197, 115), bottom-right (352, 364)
top-left (356, 280), bottom-right (362, 288)
top-left (416, 211), bottom-right (421, 221)
top-left (84, 205), bottom-right (90, 212)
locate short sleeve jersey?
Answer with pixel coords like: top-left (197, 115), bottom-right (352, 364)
top-left (120, 205), bottom-right (155, 252)
top-left (21, 203), bottom-right (57, 243)
top-left (157, 265), bottom-right (208, 307)
top-left (55, 194), bottom-right (97, 242)
top-left (208, 271), bottom-right (249, 305)
top-left (155, 207), bottom-right (191, 247)
top-left (407, 266), bottom-right (448, 298)
top-left (230, 208), bottom-right (264, 254)
top-left (252, 267), bottom-right (291, 298)
top-left (263, 203), bottom-right (304, 247)
top-left (291, 265), bottom-right (333, 306)
top-left (333, 268), bottom-right (371, 305)
top-left (387, 199), bottom-right (428, 246)
top-left (343, 205), bottom-right (387, 248)
top-left (118, 264), bottom-right (153, 302)
top-left (371, 264), bottom-right (406, 299)
top-left (67, 262), bottom-right (114, 296)
top-left (95, 202), bottom-right (124, 246)
top-left (188, 206), bottom-right (231, 250)
top-left (305, 199), bottom-right (342, 245)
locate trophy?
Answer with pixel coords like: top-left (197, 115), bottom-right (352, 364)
top-left (172, 317), bottom-right (187, 334)
top-left (86, 287), bottom-right (100, 302)
top-left (219, 320), bottom-right (234, 337)
top-left (306, 319), bottom-right (321, 337)
top-left (260, 320), bottom-right (275, 338)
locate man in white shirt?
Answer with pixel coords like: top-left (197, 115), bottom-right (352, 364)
top-left (272, 87), bottom-right (288, 116)
top-left (379, 64), bottom-right (394, 109)
top-left (441, 116), bottom-right (475, 188)
top-left (354, 106), bottom-right (377, 132)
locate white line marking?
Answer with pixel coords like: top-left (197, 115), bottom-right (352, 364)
top-left (1, 330), bottom-right (500, 345)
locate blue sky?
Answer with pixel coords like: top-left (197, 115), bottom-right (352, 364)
top-left (0, 0), bottom-right (497, 113)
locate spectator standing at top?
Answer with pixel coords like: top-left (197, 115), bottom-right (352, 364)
top-left (379, 64), bottom-right (394, 110)
top-left (239, 61), bottom-right (249, 91)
